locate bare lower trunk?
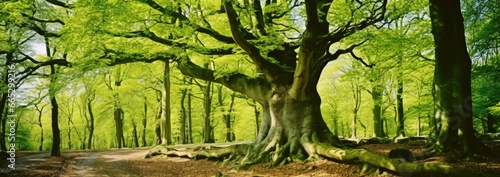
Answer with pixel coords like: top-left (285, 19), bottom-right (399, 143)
top-left (486, 112), bottom-right (496, 133)
top-left (132, 120), bottom-right (139, 147)
top-left (224, 92), bottom-right (236, 142)
top-left (67, 118), bottom-right (72, 149)
top-left (396, 76), bottom-right (405, 137)
top-left (87, 101), bottom-right (94, 149)
top-left (154, 94), bottom-right (162, 145)
top-left (371, 85), bottom-right (385, 137)
top-left (187, 87), bottom-right (193, 144)
top-left (180, 82), bottom-right (187, 144)
top-left (142, 101), bottom-right (147, 146)
top-left (114, 108), bottom-right (124, 148)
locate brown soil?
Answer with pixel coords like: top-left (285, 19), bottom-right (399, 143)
top-left (2, 142), bottom-right (500, 177)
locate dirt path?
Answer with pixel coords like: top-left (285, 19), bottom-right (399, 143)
top-left (61, 149), bottom-right (149, 177)
top-left (0, 151), bottom-right (50, 175)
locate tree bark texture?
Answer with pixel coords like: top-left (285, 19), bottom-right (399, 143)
top-left (428, 0), bottom-right (484, 155)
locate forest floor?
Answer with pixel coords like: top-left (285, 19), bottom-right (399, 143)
top-left (2, 141), bottom-right (500, 177)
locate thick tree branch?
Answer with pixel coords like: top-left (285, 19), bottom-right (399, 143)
top-left (224, 1), bottom-right (286, 82)
top-left (350, 51), bottom-right (373, 68)
top-left (304, 0), bottom-right (319, 29)
top-left (106, 30), bottom-right (234, 55)
top-left (318, 40), bottom-right (366, 63)
top-left (309, 41), bottom-right (368, 89)
top-left (290, 0), bottom-right (333, 100)
top-left (139, 0), bottom-right (235, 44)
top-left (17, 59), bottom-right (71, 82)
top-left (253, 0), bottom-right (267, 35)
top-left (177, 56), bottom-right (271, 103)
top-left (141, 0), bottom-right (188, 21)
top-left (25, 23), bottom-right (61, 37)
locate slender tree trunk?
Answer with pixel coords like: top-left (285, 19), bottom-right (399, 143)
top-left (132, 120), bottom-right (139, 147)
top-left (384, 119), bottom-right (388, 137)
top-left (253, 100), bottom-right (261, 138)
top-left (67, 117), bottom-right (72, 149)
top-left (396, 74), bottom-right (405, 137)
top-left (202, 64), bottom-right (214, 143)
top-left (428, 0), bottom-right (485, 155)
top-left (0, 52), bottom-right (13, 151)
top-left (371, 83), bottom-right (385, 137)
top-left (350, 81), bottom-right (361, 139)
top-left (49, 64), bottom-right (61, 156)
top-left (142, 101), bottom-right (147, 146)
top-left (160, 60), bottom-right (172, 145)
top-left (179, 81), bottom-right (187, 144)
top-left (44, 36), bottom-right (61, 156)
top-left (0, 106), bottom-right (6, 151)
top-left (87, 99), bottom-right (95, 149)
top-left (486, 112), bottom-right (496, 133)
top-left (154, 91), bottom-right (162, 145)
top-left (331, 103), bottom-right (339, 135)
top-left (114, 107), bottom-right (124, 148)
top-left (187, 80), bottom-right (193, 144)
top-left (417, 88), bottom-right (422, 137)
top-left (225, 92), bottom-right (236, 142)
top-left (39, 123), bottom-right (44, 151)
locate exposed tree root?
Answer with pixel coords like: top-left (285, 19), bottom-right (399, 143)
top-left (146, 140), bottom-right (492, 177)
top-left (312, 143), bottom-right (483, 177)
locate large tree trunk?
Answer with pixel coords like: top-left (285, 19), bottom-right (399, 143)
top-left (241, 86), bottom-right (342, 166)
top-left (427, 0), bottom-right (485, 156)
